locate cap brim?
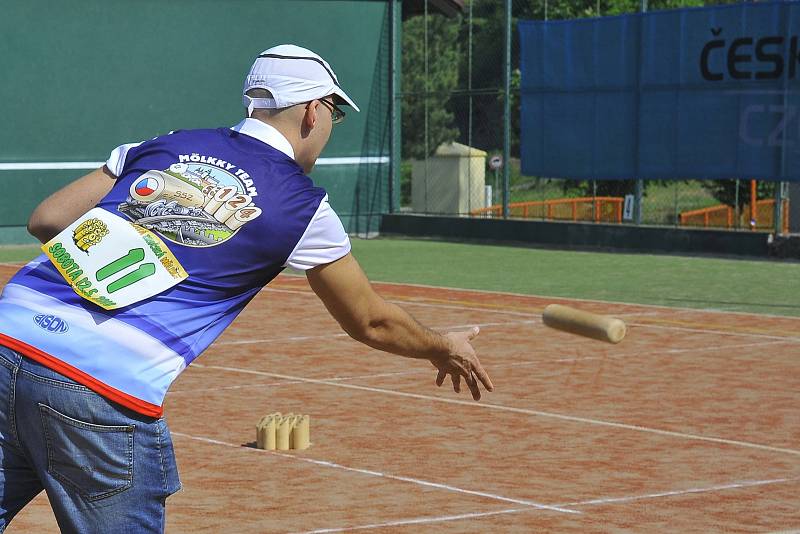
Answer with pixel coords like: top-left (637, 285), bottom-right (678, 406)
top-left (332, 87), bottom-right (360, 112)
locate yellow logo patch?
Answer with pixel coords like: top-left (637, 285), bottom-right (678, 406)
top-left (72, 218), bottom-right (109, 253)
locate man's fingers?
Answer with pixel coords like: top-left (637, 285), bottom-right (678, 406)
top-left (465, 372), bottom-right (481, 401)
top-left (436, 327), bottom-right (490, 400)
top-left (436, 369), bottom-right (446, 387)
top-left (451, 373), bottom-right (461, 393)
top-left (472, 361), bottom-right (494, 392)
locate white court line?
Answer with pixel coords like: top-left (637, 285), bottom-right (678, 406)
top-left (170, 432), bottom-right (580, 515)
top-left (261, 287), bottom-right (314, 295)
top-left (214, 319), bottom-right (537, 346)
top-left (271, 272), bottom-right (800, 320)
top-left (178, 338), bottom-right (785, 397)
top-left (614, 310), bottom-right (663, 318)
top-left (0, 157), bottom-right (388, 170)
top-left (563, 477), bottom-right (800, 507)
top-left (389, 303), bottom-right (799, 342)
top-left (289, 508), bottom-right (526, 534)
top-left (290, 477), bottom-right (800, 533)
top-left (168, 369), bottom-right (436, 396)
top-left (387, 299), bottom-right (538, 317)
top-left (2, 274), bottom-right (796, 341)
top-left (358, 278), bottom-right (800, 321)
top-left (166, 379), bottom-right (304, 395)
top-left (371, 302), bottom-right (800, 341)
top-left (264, 287), bottom-right (540, 318)
top-left (261, 288), bottom-right (800, 342)
top-left (3, 263), bottom-right (798, 323)
top-left (177, 368), bottom-right (462, 396)
top-left (198, 363), bottom-right (800, 457)
top-left (168, 355), bottom-right (588, 397)
top-left (325, 370), bottom-right (440, 382)
top-left (488, 338), bottom-right (789, 364)
top-left (438, 319), bottom-right (539, 329)
top-left (0, 161), bottom-right (105, 170)
top-left (216, 332), bottom-right (349, 346)
top-left (314, 156), bottom-right (390, 165)
top-left (627, 321), bottom-right (800, 343)
top-left (656, 339), bottom-right (788, 354)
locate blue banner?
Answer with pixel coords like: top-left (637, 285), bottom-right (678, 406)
top-left (519, 1), bottom-right (800, 181)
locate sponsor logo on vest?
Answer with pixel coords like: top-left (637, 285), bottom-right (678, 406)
top-left (72, 217), bottom-right (109, 253)
top-left (33, 314), bottom-right (69, 334)
top-left (119, 161), bottom-right (262, 248)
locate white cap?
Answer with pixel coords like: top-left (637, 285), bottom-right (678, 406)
top-left (243, 44), bottom-right (360, 117)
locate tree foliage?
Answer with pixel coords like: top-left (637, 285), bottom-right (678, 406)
top-left (402, 0), bottom-right (747, 200)
top-left (402, 13), bottom-right (461, 159)
top-left (702, 180), bottom-right (775, 208)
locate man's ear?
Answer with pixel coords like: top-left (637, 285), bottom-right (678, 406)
top-left (304, 100), bottom-right (319, 130)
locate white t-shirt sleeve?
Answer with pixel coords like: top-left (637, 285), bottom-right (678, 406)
top-left (105, 142), bottom-right (144, 177)
top-left (285, 195), bottom-right (351, 270)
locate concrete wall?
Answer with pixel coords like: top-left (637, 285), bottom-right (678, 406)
top-left (380, 214), bottom-right (774, 257)
top-left (790, 183), bottom-right (800, 234)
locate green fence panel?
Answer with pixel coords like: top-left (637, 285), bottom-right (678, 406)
top-left (0, 0), bottom-right (390, 240)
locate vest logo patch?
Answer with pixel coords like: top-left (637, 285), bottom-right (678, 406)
top-left (72, 217), bottom-right (109, 253)
top-left (33, 314), bottom-right (69, 334)
top-left (118, 159), bottom-right (261, 248)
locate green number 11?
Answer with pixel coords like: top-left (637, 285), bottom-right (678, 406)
top-left (96, 248), bottom-right (156, 294)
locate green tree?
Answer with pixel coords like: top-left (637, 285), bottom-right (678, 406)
top-left (463, 0), bottom-right (602, 155)
top-left (702, 180), bottom-right (775, 209)
top-left (402, 14), bottom-right (461, 159)
top-left (401, 0), bottom-right (746, 198)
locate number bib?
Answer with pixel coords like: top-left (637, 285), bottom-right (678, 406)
top-left (42, 208), bottom-right (188, 310)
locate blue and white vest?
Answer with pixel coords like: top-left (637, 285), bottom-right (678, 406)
top-left (0, 119), bottom-right (350, 416)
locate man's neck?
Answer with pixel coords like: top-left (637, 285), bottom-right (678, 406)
top-left (251, 116), bottom-right (302, 161)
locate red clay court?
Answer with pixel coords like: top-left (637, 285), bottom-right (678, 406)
top-left (5, 266), bottom-right (800, 533)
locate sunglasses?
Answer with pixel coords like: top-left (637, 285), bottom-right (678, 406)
top-left (317, 98), bottom-right (345, 124)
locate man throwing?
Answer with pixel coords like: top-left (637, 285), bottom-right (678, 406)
top-left (0, 44), bottom-right (492, 533)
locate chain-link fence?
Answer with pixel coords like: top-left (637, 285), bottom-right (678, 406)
top-left (399, 0), bottom-right (791, 233)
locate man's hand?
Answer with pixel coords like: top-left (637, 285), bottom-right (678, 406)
top-left (432, 326), bottom-right (493, 401)
top-left (307, 254), bottom-right (494, 401)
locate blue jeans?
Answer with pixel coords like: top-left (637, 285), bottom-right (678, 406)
top-left (0, 345), bottom-right (181, 533)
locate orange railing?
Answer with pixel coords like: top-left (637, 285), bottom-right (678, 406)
top-left (679, 199), bottom-right (789, 233)
top-left (472, 197), bottom-right (625, 223)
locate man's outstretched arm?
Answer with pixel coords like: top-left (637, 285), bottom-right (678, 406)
top-left (306, 253), bottom-right (493, 400)
top-left (27, 166), bottom-right (116, 243)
